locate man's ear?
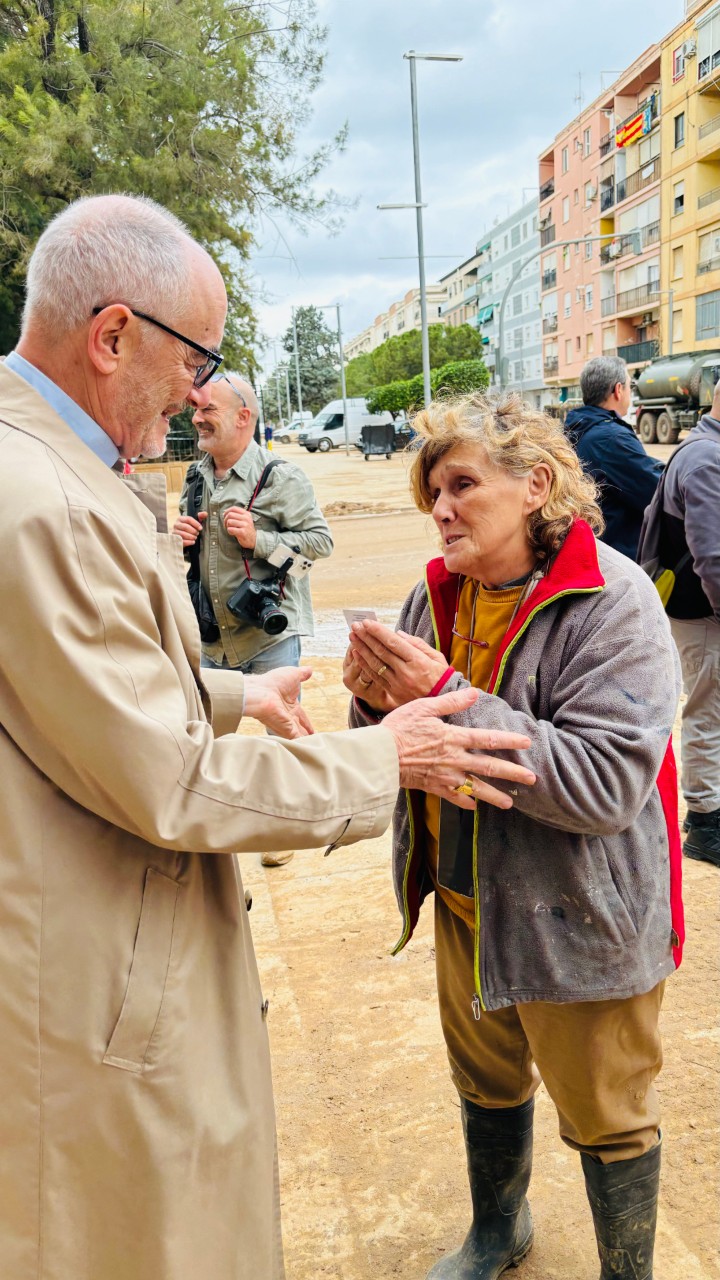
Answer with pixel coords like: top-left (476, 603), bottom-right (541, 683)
top-left (87, 305), bottom-right (139, 375)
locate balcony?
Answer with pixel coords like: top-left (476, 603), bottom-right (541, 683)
top-left (542, 315), bottom-right (558, 334)
top-left (600, 184), bottom-right (615, 211)
top-left (542, 268), bottom-right (557, 289)
top-left (698, 254), bottom-right (720, 275)
top-left (615, 158), bottom-right (660, 205)
top-left (616, 339), bottom-right (659, 364)
top-left (600, 131), bottom-right (613, 158)
top-left (599, 221), bottom-right (660, 264)
top-left (540, 224), bottom-right (556, 247)
top-left (699, 113), bottom-right (720, 141)
top-left (698, 186), bottom-right (720, 210)
top-left (544, 356), bottom-right (559, 375)
top-left (614, 282), bottom-right (660, 315)
top-left (539, 177), bottom-right (555, 202)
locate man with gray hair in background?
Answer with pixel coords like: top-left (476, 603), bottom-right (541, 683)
top-left (0, 193), bottom-right (536, 1280)
top-left (173, 369), bottom-right (333, 867)
top-left (565, 354), bottom-right (663, 559)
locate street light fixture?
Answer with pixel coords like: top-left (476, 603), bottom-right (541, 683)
top-left (377, 49), bottom-right (463, 408)
top-left (317, 303), bottom-right (351, 455)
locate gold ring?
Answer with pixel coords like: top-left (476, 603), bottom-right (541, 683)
top-left (453, 776), bottom-right (475, 797)
top-left (359, 674), bottom-right (372, 686)
top-left (377, 664), bottom-right (388, 677)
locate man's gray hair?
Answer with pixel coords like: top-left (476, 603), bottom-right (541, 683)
top-left (23, 194), bottom-right (192, 335)
top-left (580, 355), bottom-right (629, 407)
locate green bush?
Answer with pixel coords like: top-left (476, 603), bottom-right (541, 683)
top-left (365, 358), bottom-right (489, 415)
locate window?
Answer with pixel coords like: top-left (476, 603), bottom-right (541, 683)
top-left (562, 196), bottom-right (570, 223)
top-left (585, 285), bottom-right (594, 311)
top-left (514, 361), bottom-right (524, 382)
top-left (698, 226), bottom-right (720, 266)
top-left (564, 291), bottom-right (572, 318)
top-left (511, 225), bottom-right (521, 248)
top-left (522, 221), bottom-right (528, 240)
top-left (512, 292), bottom-right (523, 316)
top-left (584, 127), bottom-right (592, 157)
top-left (584, 181), bottom-right (595, 207)
top-left (574, 188), bottom-right (579, 205)
top-left (561, 146), bottom-right (569, 174)
top-left (565, 338), bottom-right (573, 362)
top-left (672, 244), bottom-right (684, 279)
top-left (587, 332), bottom-right (595, 355)
top-left (504, 234), bottom-right (509, 252)
top-left (532, 216), bottom-right (538, 232)
top-left (576, 335), bottom-right (582, 351)
top-left (674, 112), bottom-right (685, 148)
top-left (673, 181), bottom-right (685, 216)
top-left (513, 328), bottom-right (523, 350)
top-left (696, 288), bottom-right (720, 339)
top-left (563, 245), bottom-right (571, 271)
top-left (673, 45), bottom-right (685, 82)
top-left (602, 327), bottom-right (615, 352)
top-left (585, 238), bottom-right (593, 261)
top-left (673, 309), bottom-right (684, 345)
top-left (698, 7), bottom-right (720, 80)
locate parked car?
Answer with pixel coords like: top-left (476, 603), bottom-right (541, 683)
top-left (275, 412), bottom-right (313, 444)
top-left (298, 398), bottom-right (393, 452)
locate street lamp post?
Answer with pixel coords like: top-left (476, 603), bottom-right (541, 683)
top-left (291, 307), bottom-right (303, 415)
top-left (318, 303), bottom-right (350, 455)
top-left (283, 366), bottom-right (292, 421)
top-left (378, 51), bottom-right (462, 408)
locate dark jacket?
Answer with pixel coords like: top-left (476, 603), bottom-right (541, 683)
top-left (350, 522), bottom-right (684, 1010)
top-left (565, 404), bottom-right (663, 559)
top-left (659, 414), bottom-right (720, 622)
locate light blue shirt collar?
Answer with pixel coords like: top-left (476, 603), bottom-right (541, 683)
top-left (5, 351), bottom-right (121, 468)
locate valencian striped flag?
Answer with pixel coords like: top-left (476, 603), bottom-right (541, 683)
top-left (616, 102), bottom-right (654, 149)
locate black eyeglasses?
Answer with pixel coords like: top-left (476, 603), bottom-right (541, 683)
top-left (92, 306), bottom-right (223, 388)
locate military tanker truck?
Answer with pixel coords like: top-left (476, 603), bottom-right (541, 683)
top-left (634, 351), bottom-right (720, 444)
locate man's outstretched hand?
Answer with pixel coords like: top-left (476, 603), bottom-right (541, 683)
top-left (243, 667), bottom-right (314, 739)
top-left (384, 686), bottom-right (535, 810)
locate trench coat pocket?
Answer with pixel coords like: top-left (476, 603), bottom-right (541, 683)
top-left (103, 868), bottom-right (180, 1073)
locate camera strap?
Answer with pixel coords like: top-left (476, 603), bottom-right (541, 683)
top-left (242, 459), bottom-right (286, 582)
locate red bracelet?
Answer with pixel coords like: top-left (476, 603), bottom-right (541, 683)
top-left (428, 667), bottom-right (455, 697)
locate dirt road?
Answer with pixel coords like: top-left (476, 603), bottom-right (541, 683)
top-left (177, 442), bottom-right (720, 1278)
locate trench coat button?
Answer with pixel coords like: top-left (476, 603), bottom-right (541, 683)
top-left (261, 999), bottom-right (269, 1020)
top-left (244, 889), bottom-right (253, 911)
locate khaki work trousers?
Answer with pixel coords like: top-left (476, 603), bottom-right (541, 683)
top-left (434, 895), bottom-right (664, 1164)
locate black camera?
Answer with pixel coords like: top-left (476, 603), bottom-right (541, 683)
top-left (226, 575), bottom-right (289, 636)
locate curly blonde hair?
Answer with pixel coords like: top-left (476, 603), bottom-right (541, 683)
top-left (409, 391), bottom-right (604, 562)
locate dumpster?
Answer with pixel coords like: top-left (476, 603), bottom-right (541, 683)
top-left (360, 421), bottom-right (395, 460)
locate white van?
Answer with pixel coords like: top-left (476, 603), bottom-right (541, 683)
top-left (275, 412), bottom-right (312, 444)
top-left (297, 398), bottom-right (393, 452)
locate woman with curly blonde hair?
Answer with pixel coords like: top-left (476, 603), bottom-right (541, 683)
top-left (345, 393), bottom-right (683, 1280)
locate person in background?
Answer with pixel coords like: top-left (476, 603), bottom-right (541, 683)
top-left (0, 195), bottom-right (537, 1280)
top-left (345, 392), bottom-right (682, 1280)
top-left (639, 374), bottom-right (720, 868)
top-left (565, 355), bottom-right (662, 559)
top-left (173, 373), bottom-right (332, 866)
top-left (264, 417), bottom-right (274, 450)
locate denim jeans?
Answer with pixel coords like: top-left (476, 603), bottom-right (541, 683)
top-left (201, 632), bottom-right (301, 675)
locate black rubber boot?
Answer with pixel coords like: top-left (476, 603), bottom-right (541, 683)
top-left (426, 1097), bottom-right (534, 1279)
top-left (683, 809), bottom-right (720, 868)
top-left (581, 1142), bottom-right (661, 1280)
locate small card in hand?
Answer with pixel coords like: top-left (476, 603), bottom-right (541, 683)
top-left (436, 800), bottom-right (476, 898)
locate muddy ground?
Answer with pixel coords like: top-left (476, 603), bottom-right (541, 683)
top-left (172, 441), bottom-right (720, 1278)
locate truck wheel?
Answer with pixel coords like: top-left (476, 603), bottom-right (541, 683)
top-left (656, 412), bottom-right (679, 445)
top-left (638, 413), bottom-right (657, 444)
top-left (318, 437), bottom-right (332, 453)
top-left (386, 453), bottom-right (393, 460)
top-left (364, 454), bottom-right (370, 461)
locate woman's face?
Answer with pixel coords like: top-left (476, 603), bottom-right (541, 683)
top-left (427, 443), bottom-right (546, 585)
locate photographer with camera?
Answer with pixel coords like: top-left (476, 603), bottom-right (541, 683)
top-left (173, 370), bottom-right (333, 866)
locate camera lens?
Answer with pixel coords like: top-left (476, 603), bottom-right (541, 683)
top-left (260, 604), bottom-right (288, 635)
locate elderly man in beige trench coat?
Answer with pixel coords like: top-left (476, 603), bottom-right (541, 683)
top-left (0, 195), bottom-right (535, 1280)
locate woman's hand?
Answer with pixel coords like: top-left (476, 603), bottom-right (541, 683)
top-left (343, 644), bottom-right (398, 715)
top-left (349, 620), bottom-right (451, 706)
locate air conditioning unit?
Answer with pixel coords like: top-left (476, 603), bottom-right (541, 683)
top-left (586, 185), bottom-right (598, 201)
top-left (607, 241), bottom-right (622, 259)
top-left (682, 39), bottom-right (697, 58)
top-left (641, 312), bottom-right (655, 324)
top-left (539, 213), bottom-right (552, 228)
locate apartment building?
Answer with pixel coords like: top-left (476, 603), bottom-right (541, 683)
top-left (484, 198), bottom-right (548, 407)
top-left (660, 0), bottom-right (720, 355)
top-left (539, 46), bottom-right (662, 400)
top-left (343, 284), bottom-right (445, 361)
top-left (438, 244), bottom-right (489, 328)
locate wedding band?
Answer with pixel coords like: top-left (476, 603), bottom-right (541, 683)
top-left (359, 674), bottom-right (372, 686)
top-left (453, 776), bottom-right (475, 797)
top-left (377, 664), bottom-right (388, 677)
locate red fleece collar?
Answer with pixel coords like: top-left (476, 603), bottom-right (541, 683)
top-left (425, 519), bottom-right (605, 661)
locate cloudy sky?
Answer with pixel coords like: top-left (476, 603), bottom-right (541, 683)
top-left (251, 0), bottom-right (684, 373)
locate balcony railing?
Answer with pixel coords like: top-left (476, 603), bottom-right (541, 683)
top-left (539, 177), bottom-right (555, 202)
top-left (600, 184), bottom-right (615, 211)
top-left (542, 315), bottom-right (558, 334)
top-left (616, 339), bottom-right (660, 364)
top-left (699, 113), bottom-right (720, 141)
top-left (599, 221), bottom-right (660, 264)
top-left (698, 254), bottom-right (720, 274)
top-left (543, 356), bottom-right (559, 374)
top-left (601, 295), bottom-right (616, 317)
top-left (540, 224), bottom-right (556, 247)
top-left (542, 269), bottom-right (557, 289)
top-left (614, 282), bottom-right (660, 314)
top-left (698, 186), bottom-right (720, 210)
top-left (600, 131), bottom-right (613, 157)
top-left (615, 157), bottom-right (661, 205)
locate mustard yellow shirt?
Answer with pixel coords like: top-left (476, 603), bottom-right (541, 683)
top-left (424, 579), bottom-right (522, 927)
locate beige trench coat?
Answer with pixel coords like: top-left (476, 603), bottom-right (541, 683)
top-left (0, 365), bottom-right (398, 1280)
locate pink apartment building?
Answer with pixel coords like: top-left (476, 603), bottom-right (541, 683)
top-left (539, 46), bottom-right (662, 400)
